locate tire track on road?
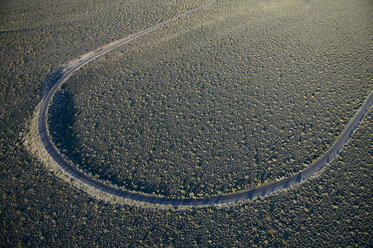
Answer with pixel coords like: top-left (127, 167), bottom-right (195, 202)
top-left (36, 0), bottom-right (373, 208)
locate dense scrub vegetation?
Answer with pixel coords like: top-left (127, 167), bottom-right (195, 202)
top-left (3, 107), bottom-right (373, 247)
top-left (0, 0), bottom-right (206, 129)
top-left (1, 0), bottom-right (372, 247)
top-left (49, 0), bottom-right (372, 198)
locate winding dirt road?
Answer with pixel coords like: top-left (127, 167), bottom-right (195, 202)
top-left (37, 0), bottom-right (373, 207)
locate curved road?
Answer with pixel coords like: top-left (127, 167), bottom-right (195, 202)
top-left (38, 0), bottom-right (373, 207)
